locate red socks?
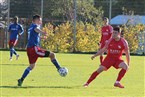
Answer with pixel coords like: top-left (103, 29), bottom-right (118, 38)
top-left (86, 69), bottom-right (126, 85)
top-left (100, 56), bottom-right (103, 64)
top-left (116, 69), bottom-right (127, 82)
top-left (86, 71), bottom-right (99, 84)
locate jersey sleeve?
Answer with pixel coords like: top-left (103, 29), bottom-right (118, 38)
top-left (33, 24), bottom-right (40, 33)
top-left (122, 38), bottom-right (129, 50)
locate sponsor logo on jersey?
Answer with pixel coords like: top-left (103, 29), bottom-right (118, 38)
top-left (110, 49), bottom-right (121, 54)
top-left (103, 32), bottom-right (109, 35)
top-left (118, 45), bottom-right (121, 49)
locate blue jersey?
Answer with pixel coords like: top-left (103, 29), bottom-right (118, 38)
top-left (27, 23), bottom-right (40, 48)
top-left (8, 23), bottom-right (24, 40)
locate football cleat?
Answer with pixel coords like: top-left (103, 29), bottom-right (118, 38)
top-left (9, 57), bottom-right (12, 61)
top-left (114, 83), bottom-right (124, 88)
top-left (18, 79), bottom-right (23, 86)
top-left (83, 83), bottom-right (89, 87)
top-left (16, 55), bottom-right (19, 60)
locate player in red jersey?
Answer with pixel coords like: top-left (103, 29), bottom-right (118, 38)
top-left (84, 26), bottom-right (130, 88)
top-left (99, 17), bottom-right (113, 63)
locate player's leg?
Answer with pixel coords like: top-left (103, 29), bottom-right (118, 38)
top-left (49, 52), bottom-right (61, 70)
top-left (84, 57), bottom-right (112, 87)
top-left (18, 47), bottom-right (37, 86)
top-left (9, 40), bottom-right (14, 60)
top-left (11, 47), bottom-right (19, 59)
top-left (9, 47), bottom-right (13, 61)
top-left (36, 47), bottom-right (61, 70)
top-left (84, 65), bottom-right (106, 87)
top-left (9, 40), bottom-right (19, 60)
top-left (18, 63), bottom-right (36, 86)
top-left (12, 40), bottom-right (19, 60)
top-left (114, 62), bottom-right (129, 88)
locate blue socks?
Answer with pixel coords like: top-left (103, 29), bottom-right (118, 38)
top-left (20, 59), bottom-right (60, 81)
top-left (21, 67), bottom-right (31, 81)
top-left (10, 48), bottom-right (13, 57)
top-left (51, 59), bottom-right (61, 70)
top-left (10, 47), bottom-right (17, 57)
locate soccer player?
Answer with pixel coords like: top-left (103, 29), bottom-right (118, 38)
top-left (8, 16), bottom-right (24, 61)
top-left (18, 14), bottom-right (63, 86)
top-left (84, 26), bottom-right (130, 88)
top-left (99, 17), bottom-right (113, 63)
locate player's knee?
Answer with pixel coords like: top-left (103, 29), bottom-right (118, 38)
top-left (49, 52), bottom-right (55, 59)
top-left (10, 47), bottom-right (13, 50)
top-left (29, 64), bottom-right (36, 70)
top-left (122, 64), bottom-right (128, 70)
top-left (125, 64), bottom-right (129, 70)
top-left (44, 51), bottom-right (50, 57)
top-left (97, 66), bottom-right (105, 73)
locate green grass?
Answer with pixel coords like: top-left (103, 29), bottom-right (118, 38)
top-left (0, 51), bottom-right (144, 97)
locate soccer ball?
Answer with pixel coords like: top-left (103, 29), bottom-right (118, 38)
top-left (58, 67), bottom-right (68, 77)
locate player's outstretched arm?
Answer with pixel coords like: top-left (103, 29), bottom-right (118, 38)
top-left (91, 47), bottom-right (107, 60)
top-left (34, 27), bottom-right (47, 35)
top-left (19, 25), bottom-right (24, 36)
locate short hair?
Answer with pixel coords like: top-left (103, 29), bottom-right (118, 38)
top-left (113, 26), bottom-right (121, 32)
top-left (103, 17), bottom-right (109, 21)
top-left (13, 16), bottom-right (18, 22)
top-left (33, 14), bottom-right (41, 20)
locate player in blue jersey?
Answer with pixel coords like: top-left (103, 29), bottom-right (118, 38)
top-left (18, 14), bottom-right (63, 86)
top-left (8, 16), bottom-right (24, 61)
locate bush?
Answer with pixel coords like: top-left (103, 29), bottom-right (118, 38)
top-left (75, 22), bottom-right (100, 52)
top-left (41, 21), bottom-right (101, 52)
top-left (41, 21), bottom-right (144, 53)
top-left (41, 22), bottom-right (74, 52)
top-left (122, 24), bottom-right (145, 53)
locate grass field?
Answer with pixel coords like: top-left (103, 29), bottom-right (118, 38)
top-left (0, 51), bottom-right (144, 97)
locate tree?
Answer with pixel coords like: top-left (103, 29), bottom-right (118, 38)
top-left (43, 0), bottom-right (103, 24)
top-left (94, 0), bottom-right (145, 18)
top-left (10, 0), bottom-right (41, 18)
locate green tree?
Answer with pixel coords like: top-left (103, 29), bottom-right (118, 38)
top-left (10, 0), bottom-right (41, 18)
top-left (43, 0), bottom-right (103, 23)
top-left (94, 0), bottom-right (145, 18)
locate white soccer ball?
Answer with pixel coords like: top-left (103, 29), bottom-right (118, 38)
top-left (58, 67), bottom-right (68, 77)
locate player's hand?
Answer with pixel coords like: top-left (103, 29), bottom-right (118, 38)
top-left (40, 36), bottom-right (47, 40)
top-left (43, 32), bottom-right (47, 35)
top-left (91, 55), bottom-right (95, 60)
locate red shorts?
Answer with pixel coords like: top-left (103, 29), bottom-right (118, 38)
top-left (101, 57), bottom-right (124, 70)
top-left (9, 40), bottom-right (18, 47)
top-left (27, 46), bottom-right (50, 64)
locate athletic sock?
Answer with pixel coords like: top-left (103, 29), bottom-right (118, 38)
top-left (51, 59), bottom-right (61, 70)
top-left (115, 81), bottom-right (120, 83)
top-left (86, 71), bottom-right (99, 84)
top-left (13, 48), bottom-right (17, 55)
top-left (116, 69), bottom-right (127, 82)
top-left (21, 67), bottom-right (31, 81)
top-left (10, 48), bottom-right (13, 58)
top-left (100, 56), bottom-right (103, 64)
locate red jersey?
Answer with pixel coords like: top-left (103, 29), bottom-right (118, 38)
top-left (105, 38), bottom-right (129, 59)
top-left (100, 25), bottom-right (113, 44)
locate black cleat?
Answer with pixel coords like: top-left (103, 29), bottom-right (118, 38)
top-left (18, 79), bottom-right (23, 86)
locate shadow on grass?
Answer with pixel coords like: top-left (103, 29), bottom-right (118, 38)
top-left (1, 64), bottom-right (52, 67)
top-left (0, 85), bottom-right (81, 89)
